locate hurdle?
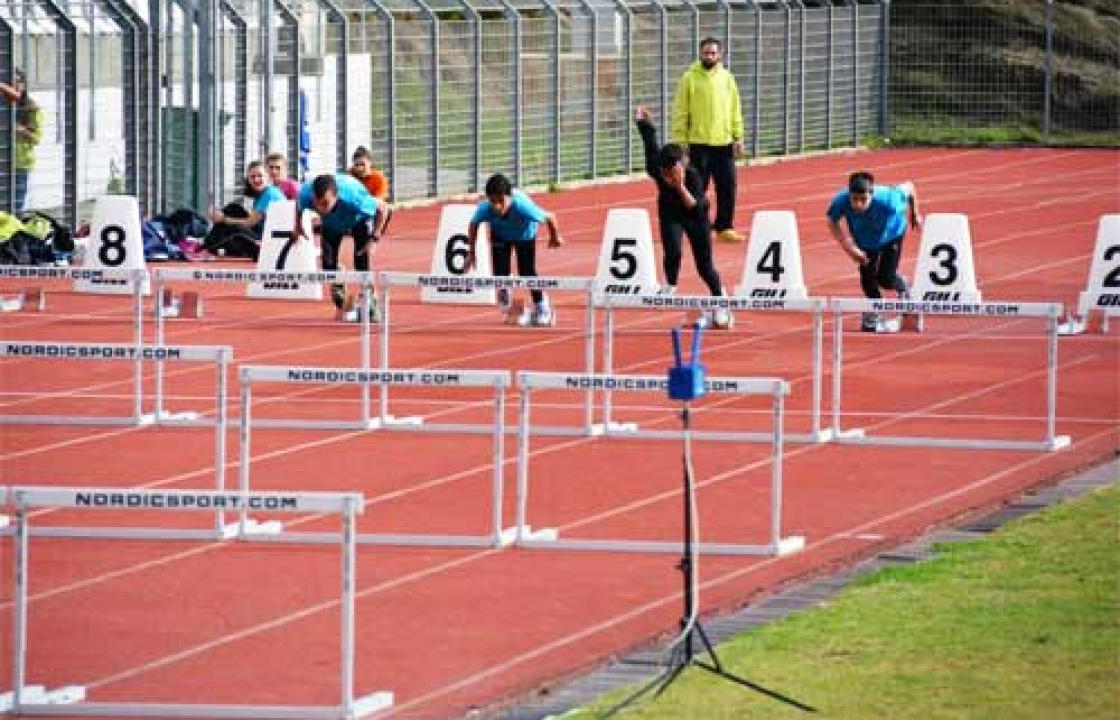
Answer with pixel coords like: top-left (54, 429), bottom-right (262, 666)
top-left (512, 371), bottom-right (805, 556)
top-left (829, 298), bottom-right (1071, 451)
top-left (0, 266), bottom-right (147, 344)
top-left (377, 272), bottom-right (598, 428)
top-left (0, 341), bottom-right (237, 539)
top-left (1, 486), bottom-right (393, 719)
top-left (152, 268), bottom-right (378, 425)
top-left (236, 364), bottom-right (517, 547)
top-left (596, 293), bottom-right (832, 443)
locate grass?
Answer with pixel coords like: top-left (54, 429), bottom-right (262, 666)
top-left (571, 483), bottom-right (1120, 719)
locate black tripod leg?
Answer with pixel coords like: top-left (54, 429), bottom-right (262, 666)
top-left (600, 659), bottom-right (679, 718)
top-left (693, 659), bottom-right (818, 713)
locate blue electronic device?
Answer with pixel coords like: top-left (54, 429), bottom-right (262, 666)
top-left (667, 323), bottom-right (707, 401)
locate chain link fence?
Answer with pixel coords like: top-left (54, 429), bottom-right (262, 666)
top-left (889, 0), bottom-right (1119, 143)
top-left (3, 0), bottom-right (893, 225)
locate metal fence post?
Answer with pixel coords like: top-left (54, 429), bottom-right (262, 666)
top-left (851, 0), bottom-right (858, 145)
top-left (878, 0), bottom-right (890, 137)
top-left (1042, 0), bottom-right (1053, 138)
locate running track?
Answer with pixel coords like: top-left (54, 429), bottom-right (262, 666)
top-left (1, 147), bottom-right (1117, 718)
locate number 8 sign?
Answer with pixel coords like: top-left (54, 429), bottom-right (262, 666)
top-left (421, 204), bottom-right (496, 305)
top-left (75, 194), bottom-right (151, 295)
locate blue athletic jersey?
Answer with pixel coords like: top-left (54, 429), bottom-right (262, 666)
top-left (827, 185), bottom-right (910, 251)
top-left (298, 174), bottom-right (379, 234)
top-left (471, 190), bottom-right (547, 244)
top-left (252, 185), bottom-right (286, 216)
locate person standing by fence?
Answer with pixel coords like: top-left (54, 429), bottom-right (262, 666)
top-left (0, 69), bottom-right (44, 214)
top-left (672, 38), bottom-right (745, 244)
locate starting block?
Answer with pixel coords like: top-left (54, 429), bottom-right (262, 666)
top-left (504, 300), bottom-right (527, 325)
top-left (159, 289), bottom-right (203, 319)
top-left (0, 286), bottom-right (46, 312)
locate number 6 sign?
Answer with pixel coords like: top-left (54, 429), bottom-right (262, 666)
top-left (420, 204), bottom-right (496, 305)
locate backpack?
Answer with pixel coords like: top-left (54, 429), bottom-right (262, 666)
top-left (202, 203), bottom-right (260, 260)
top-left (21, 211), bottom-right (75, 253)
top-left (0, 230), bottom-right (53, 265)
top-left (142, 219), bottom-right (186, 261)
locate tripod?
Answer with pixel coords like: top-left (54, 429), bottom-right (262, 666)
top-left (603, 401), bottom-right (816, 717)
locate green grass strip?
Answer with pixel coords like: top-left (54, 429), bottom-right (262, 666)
top-left (575, 484), bottom-right (1120, 719)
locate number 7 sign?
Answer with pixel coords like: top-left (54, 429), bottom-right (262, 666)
top-left (246, 200), bottom-right (323, 300)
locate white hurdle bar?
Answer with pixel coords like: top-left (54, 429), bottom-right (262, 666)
top-left (0, 266), bottom-right (147, 344)
top-left (237, 365), bottom-right (517, 547)
top-left (597, 293), bottom-right (831, 443)
top-left (1, 486), bottom-right (393, 719)
top-left (513, 371), bottom-right (805, 556)
top-left (830, 298), bottom-right (1071, 451)
top-left (0, 340), bottom-right (231, 427)
top-left (152, 268), bottom-right (378, 424)
top-left (0, 342), bottom-right (235, 540)
top-left (378, 272), bottom-right (598, 427)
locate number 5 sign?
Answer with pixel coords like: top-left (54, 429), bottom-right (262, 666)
top-left (420, 204), bottom-right (496, 305)
top-left (75, 195), bottom-right (150, 295)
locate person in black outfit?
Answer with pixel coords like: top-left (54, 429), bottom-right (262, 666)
top-left (636, 105), bottom-right (725, 299)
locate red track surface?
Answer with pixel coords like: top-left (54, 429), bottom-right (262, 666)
top-left (1, 147), bottom-right (1118, 718)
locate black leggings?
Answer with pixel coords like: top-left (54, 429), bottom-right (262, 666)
top-left (492, 240), bottom-right (544, 305)
top-left (660, 206), bottom-right (722, 295)
top-left (859, 234), bottom-right (908, 299)
top-left (321, 217), bottom-right (375, 273)
top-left (688, 144), bottom-right (738, 232)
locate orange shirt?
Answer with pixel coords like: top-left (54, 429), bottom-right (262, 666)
top-left (350, 167), bottom-right (389, 200)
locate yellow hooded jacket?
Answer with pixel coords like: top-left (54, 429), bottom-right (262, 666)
top-left (671, 61), bottom-right (744, 147)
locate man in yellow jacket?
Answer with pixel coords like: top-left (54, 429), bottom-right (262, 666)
top-left (672, 38), bottom-right (744, 243)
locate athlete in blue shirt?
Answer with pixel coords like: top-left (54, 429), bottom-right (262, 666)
top-left (466, 173), bottom-right (564, 326)
top-left (827, 171), bottom-right (923, 331)
top-left (299, 173), bottom-right (389, 316)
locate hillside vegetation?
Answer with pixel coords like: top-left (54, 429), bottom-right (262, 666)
top-left (890, 0), bottom-right (1119, 144)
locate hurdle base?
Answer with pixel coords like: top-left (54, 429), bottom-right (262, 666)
top-left (353, 691), bottom-right (396, 717)
top-left (4, 696), bottom-right (394, 719)
top-left (517, 536), bottom-right (806, 556)
top-left (0, 296), bottom-right (22, 312)
top-left (0, 685), bottom-right (86, 711)
top-left (834, 428), bottom-right (866, 440)
top-left (1048, 435), bottom-right (1072, 451)
top-left (776, 535), bottom-right (806, 555)
top-left (221, 518), bottom-right (284, 539)
top-left (379, 414), bottom-right (423, 428)
top-left (1057, 317), bottom-right (1087, 336)
top-left (590, 420), bottom-right (639, 436)
top-left (509, 525), bottom-right (559, 544)
top-left (140, 410), bottom-right (202, 426)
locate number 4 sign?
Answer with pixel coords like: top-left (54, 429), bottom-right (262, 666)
top-left (735, 211), bottom-right (808, 301)
top-left (75, 195), bottom-right (150, 295)
top-left (420, 204), bottom-right (495, 305)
